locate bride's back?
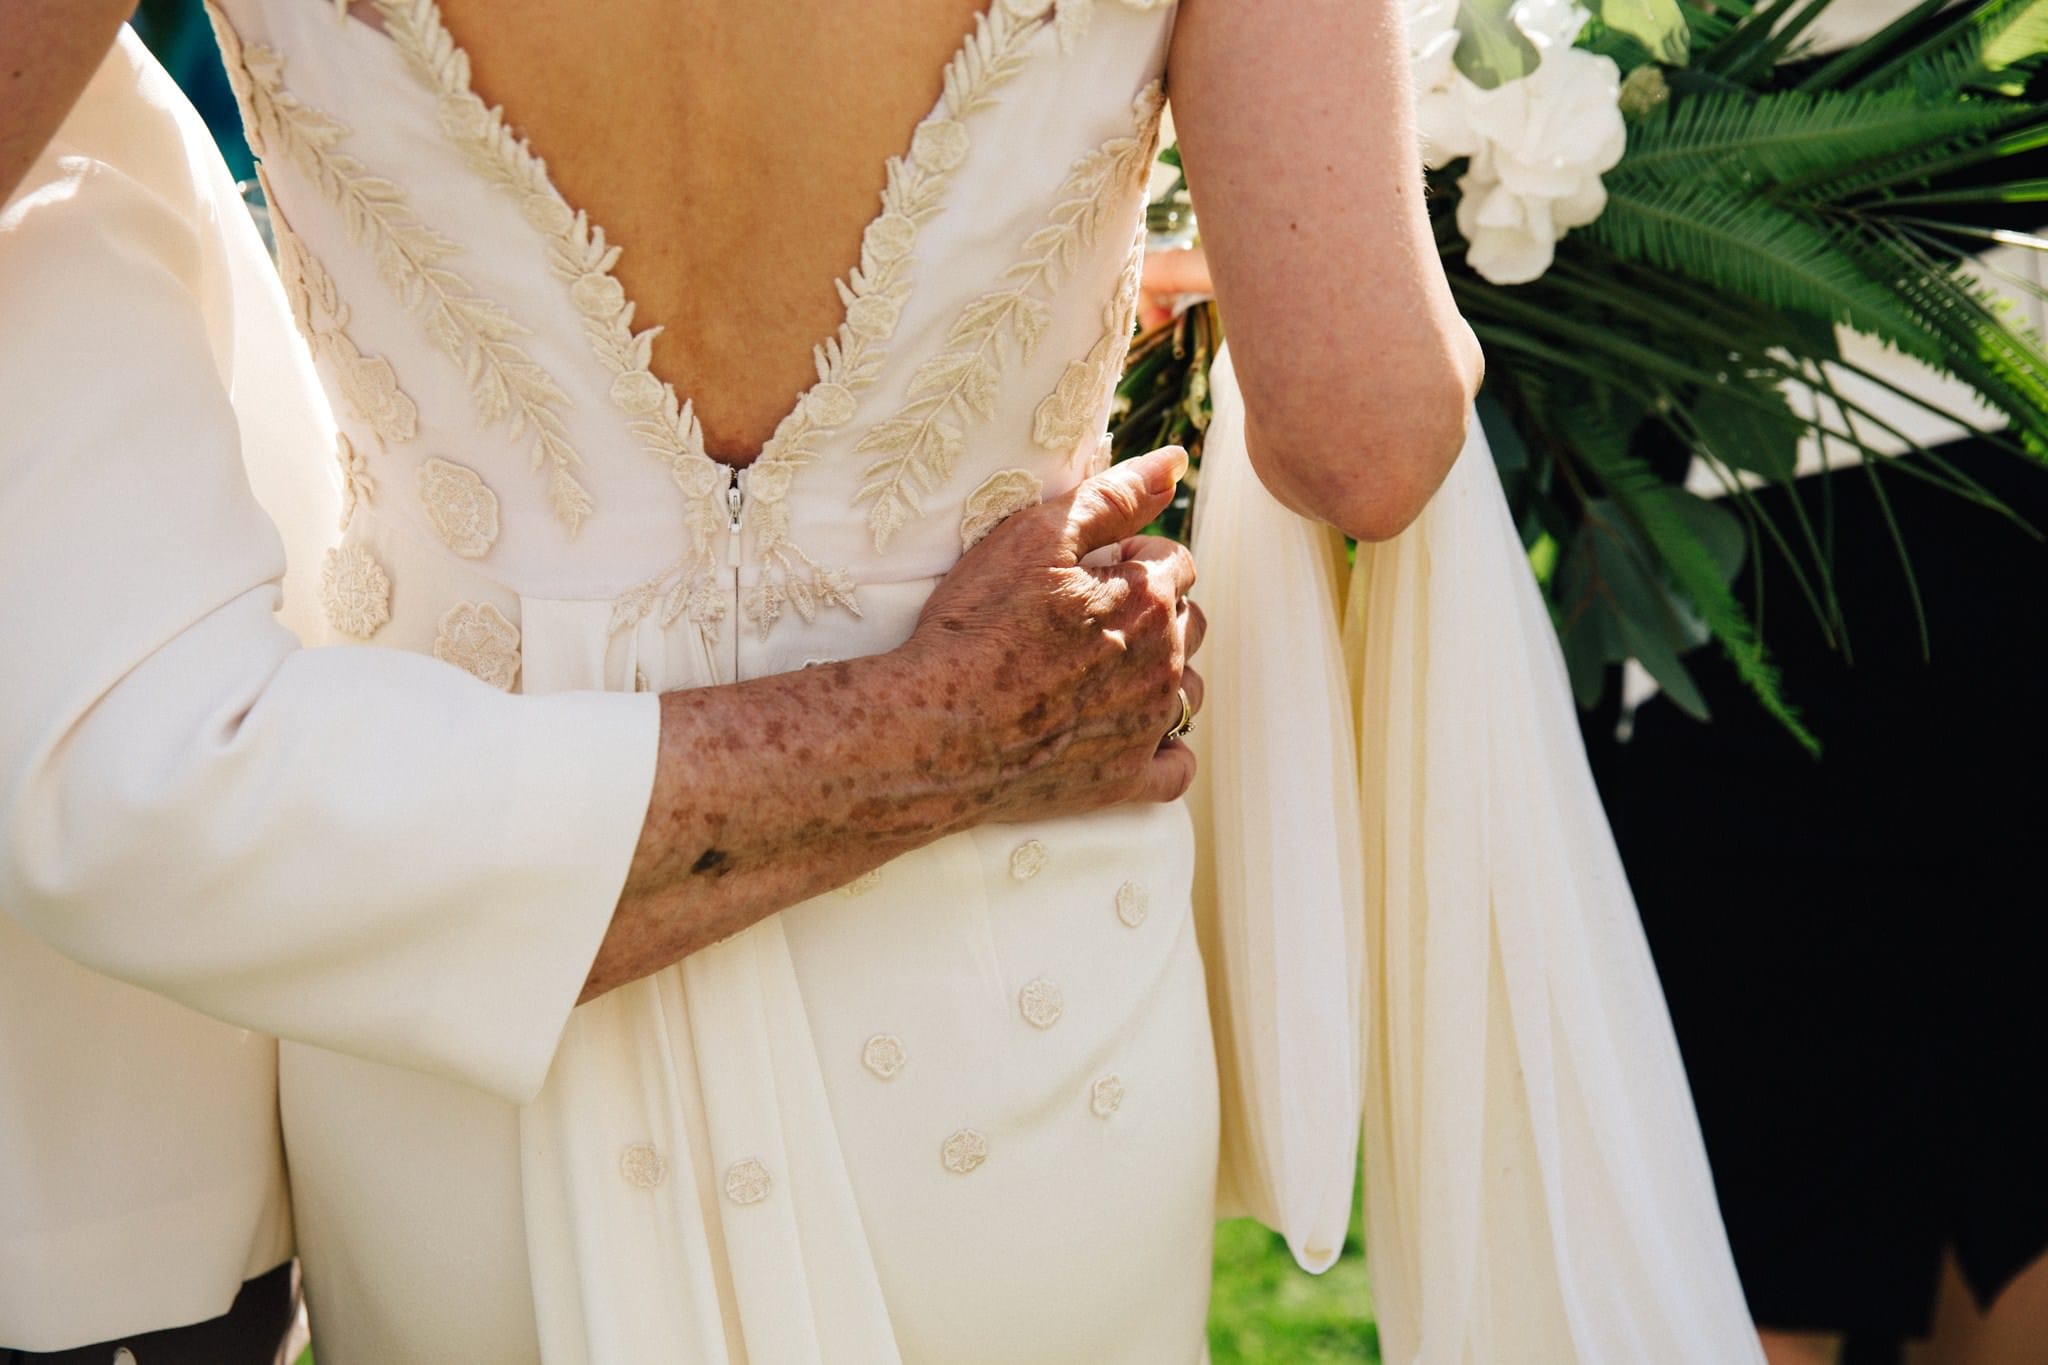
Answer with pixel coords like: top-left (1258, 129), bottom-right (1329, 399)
top-left (432, 0), bottom-right (993, 461)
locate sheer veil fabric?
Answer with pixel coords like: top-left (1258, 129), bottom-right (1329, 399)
top-left (1190, 346), bottom-right (1765, 1364)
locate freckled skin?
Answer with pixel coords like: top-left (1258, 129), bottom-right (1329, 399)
top-left (580, 450), bottom-right (1205, 1002)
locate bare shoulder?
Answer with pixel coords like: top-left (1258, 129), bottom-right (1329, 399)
top-left (0, 0), bottom-right (135, 207)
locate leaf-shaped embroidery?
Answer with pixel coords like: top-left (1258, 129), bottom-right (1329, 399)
top-left (853, 82), bottom-right (1166, 550)
top-left (371, 0), bottom-right (1047, 639)
top-left (1035, 218), bottom-right (1149, 455)
top-left (210, 6), bottom-right (595, 534)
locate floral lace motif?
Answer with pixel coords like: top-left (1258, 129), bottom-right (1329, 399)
top-left (1010, 839), bottom-right (1049, 880)
top-left (336, 431), bottom-right (375, 531)
top-left (374, 0), bottom-right (1052, 639)
top-left (320, 544), bottom-right (392, 638)
top-left (1052, 0), bottom-right (1180, 54)
top-left (861, 1034), bottom-right (908, 1080)
top-left (618, 1143), bottom-right (667, 1189)
top-left (417, 457), bottom-right (500, 558)
top-left (1114, 878), bottom-right (1150, 927)
top-left (208, 6), bottom-right (596, 534)
top-left (434, 601), bottom-right (521, 690)
top-left (854, 81), bottom-right (1165, 550)
top-left (940, 1128), bottom-right (989, 1175)
top-left (268, 176), bottom-right (420, 449)
top-left (1034, 218), bottom-right (1148, 456)
top-left (1018, 977), bottom-right (1065, 1029)
top-left (960, 468), bottom-right (1045, 551)
top-left (723, 1158), bottom-right (773, 1206)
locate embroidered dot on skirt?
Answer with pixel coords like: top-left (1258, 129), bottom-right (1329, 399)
top-left (1009, 839), bottom-right (1048, 881)
top-left (1115, 879), bottom-right (1149, 927)
top-left (1018, 977), bottom-right (1065, 1030)
top-left (862, 1034), bottom-right (907, 1080)
top-left (724, 1158), bottom-right (772, 1205)
top-left (618, 1143), bottom-right (668, 1189)
top-left (941, 1128), bottom-right (989, 1175)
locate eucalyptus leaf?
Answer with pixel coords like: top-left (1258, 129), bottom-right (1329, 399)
top-left (1661, 489), bottom-right (1748, 584)
top-left (1588, 0), bottom-right (1690, 64)
top-left (1558, 533), bottom-right (1629, 707)
top-left (1692, 381), bottom-right (1802, 481)
top-left (1454, 0), bottom-right (1540, 89)
top-left (1617, 609), bottom-right (1712, 719)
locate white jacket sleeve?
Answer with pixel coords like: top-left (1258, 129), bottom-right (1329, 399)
top-left (0, 34), bottom-right (660, 1106)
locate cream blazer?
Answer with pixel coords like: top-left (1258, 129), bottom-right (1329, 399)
top-left (0, 32), bottom-right (657, 1351)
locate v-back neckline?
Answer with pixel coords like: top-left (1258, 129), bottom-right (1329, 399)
top-left (385, 0), bottom-right (1035, 473)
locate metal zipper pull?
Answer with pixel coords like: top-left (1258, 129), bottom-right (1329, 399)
top-left (726, 471), bottom-right (745, 569)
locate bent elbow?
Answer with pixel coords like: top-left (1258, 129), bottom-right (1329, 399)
top-left (1345, 388), bottom-right (1476, 542)
top-left (1248, 366), bottom-right (1480, 544)
top-left (1237, 319), bottom-right (1485, 541)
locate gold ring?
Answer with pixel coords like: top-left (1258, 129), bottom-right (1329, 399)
top-left (1164, 686), bottom-right (1194, 744)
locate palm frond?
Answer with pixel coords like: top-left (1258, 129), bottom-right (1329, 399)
top-left (1617, 87), bottom-right (2019, 188)
top-left (1851, 0), bottom-right (2048, 92)
top-left (1839, 223), bottom-right (2048, 456)
top-left (1587, 179), bottom-right (1928, 341)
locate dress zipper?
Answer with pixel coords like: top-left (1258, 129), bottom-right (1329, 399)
top-left (727, 466), bottom-right (746, 681)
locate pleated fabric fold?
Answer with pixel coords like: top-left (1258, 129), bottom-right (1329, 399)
top-left (515, 601), bottom-right (903, 1365)
top-left (1191, 344), bottom-right (1764, 1364)
top-left (1185, 347), bottom-right (1366, 1274)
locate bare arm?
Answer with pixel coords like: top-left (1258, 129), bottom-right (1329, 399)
top-left (0, 0), bottom-right (131, 206)
top-left (1169, 0), bottom-right (1484, 541)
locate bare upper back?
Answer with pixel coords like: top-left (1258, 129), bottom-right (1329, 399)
top-left (432, 0), bottom-right (990, 464)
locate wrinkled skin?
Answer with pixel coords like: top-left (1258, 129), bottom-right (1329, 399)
top-left (587, 446), bottom-right (1204, 1000)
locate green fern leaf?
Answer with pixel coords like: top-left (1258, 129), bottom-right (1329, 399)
top-left (1618, 88), bottom-right (2019, 189)
top-left (1580, 439), bottom-right (1811, 747)
top-left (1587, 180), bottom-right (1928, 343)
top-left (1840, 226), bottom-right (2048, 456)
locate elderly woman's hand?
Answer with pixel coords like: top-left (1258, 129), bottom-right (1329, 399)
top-left (903, 445), bottom-right (1205, 817)
top-left (591, 446), bottom-right (1204, 1001)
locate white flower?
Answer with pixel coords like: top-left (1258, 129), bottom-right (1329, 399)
top-left (1454, 46), bottom-right (1625, 283)
top-left (1406, 0), bottom-right (1625, 285)
top-left (1407, 0), bottom-right (1463, 96)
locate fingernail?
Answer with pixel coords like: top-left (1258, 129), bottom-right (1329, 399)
top-left (1147, 447), bottom-right (1188, 495)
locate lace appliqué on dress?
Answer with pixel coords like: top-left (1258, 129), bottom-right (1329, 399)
top-left (336, 431), bottom-right (375, 531)
top-left (1051, 0), bottom-right (1180, 54)
top-left (854, 81), bottom-right (1165, 550)
top-left (734, 0), bottom-right (1052, 633)
top-left (320, 544), bottom-right (392, 639)
top-left (268, 180), bottom-right (420, 449)
top-left (434, 601), bottom-right (521, 690)
top-left (208, 6), bottom-right (597, 535)
top-left (1034, 217), bottom-right (1148, 457)
top-left (375, 0), bottom-right (1052, 640)
top-left (960, 469), bottom-right (1044, 551)
top-left (417, 456), bottom-right (500, 558)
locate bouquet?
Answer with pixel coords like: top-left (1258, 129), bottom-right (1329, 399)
top-left (1116, 0), bottom-right (2048, 748)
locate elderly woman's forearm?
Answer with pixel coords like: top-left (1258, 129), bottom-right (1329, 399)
top-left (588, 650), bottom-right (985, 1001)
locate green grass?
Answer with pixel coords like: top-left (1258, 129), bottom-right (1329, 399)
top-left (1206, 1198), bottom-right (1380, 1364)
top-left (293, 1208), bottom-right (1380, 1365)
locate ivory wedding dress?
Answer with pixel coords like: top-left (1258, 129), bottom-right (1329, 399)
top-left (198, 1), bottom-right (1763, 1361)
